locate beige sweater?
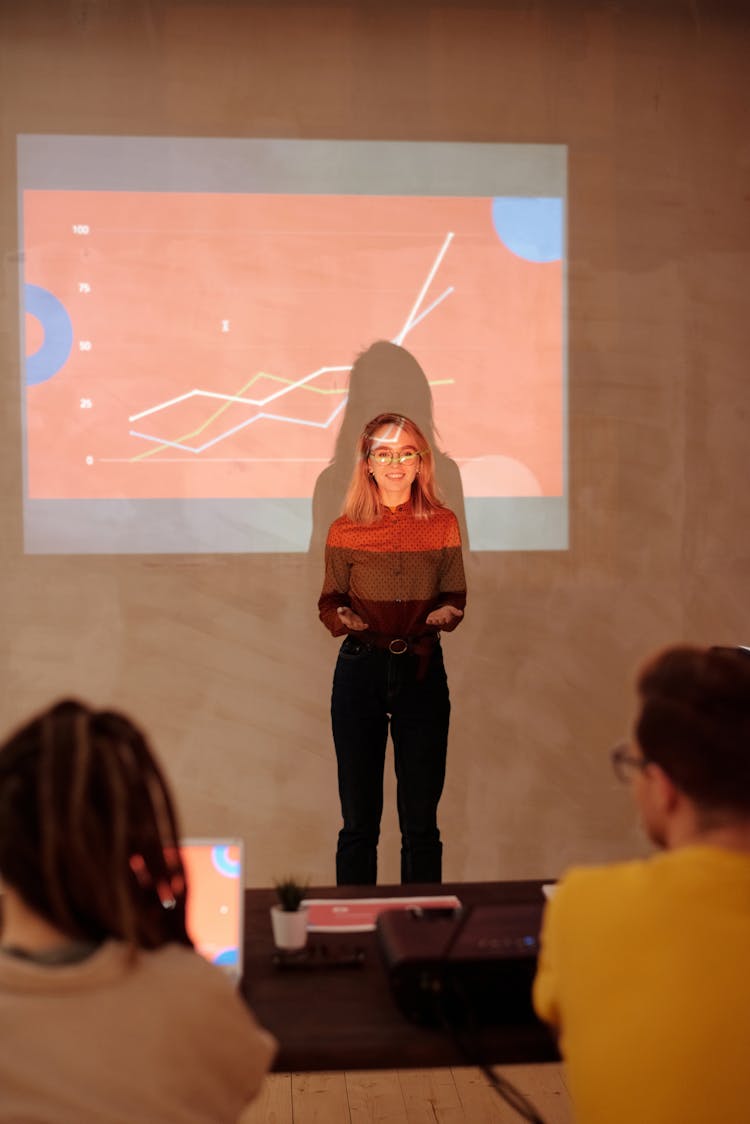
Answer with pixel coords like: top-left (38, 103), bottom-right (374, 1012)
top-left (0, 940), bottom-right (277, 1123)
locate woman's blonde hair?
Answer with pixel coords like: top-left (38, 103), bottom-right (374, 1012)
top-left (343, 412), bottom-right (444, 523)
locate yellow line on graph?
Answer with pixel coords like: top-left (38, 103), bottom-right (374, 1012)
top-left (252, 372), bottom-right (344, 395)
top-left (130, 374), bottom-right (262, 461)
top-left (229, 371), bottom-right (453, 396)
top-left (129, 372), bottom-right (454, 461)
top-left (246, 373), bottom-right (455, 395)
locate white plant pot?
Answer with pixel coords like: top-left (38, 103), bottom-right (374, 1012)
top-left (270, 904), bottom-right (309, 951)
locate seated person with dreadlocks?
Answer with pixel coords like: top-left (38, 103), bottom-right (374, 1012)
top-left (533, 645), bottom-right (750, 1124)
top-left (0, 699), bottom-right (276, 1123)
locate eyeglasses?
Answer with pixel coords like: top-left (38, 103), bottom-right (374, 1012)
top-left (368, 448), bottom-right (425, 467)
top-left (610, 741), bottom-right (649, 784)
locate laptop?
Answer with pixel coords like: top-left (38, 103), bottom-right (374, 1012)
top-left (180, 838), bottom-right (244, 986)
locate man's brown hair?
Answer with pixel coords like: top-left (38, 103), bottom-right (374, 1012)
top-left (636, 646), bottom-right (750, 816)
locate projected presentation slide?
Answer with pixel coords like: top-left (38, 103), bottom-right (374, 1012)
top-left (17, 136), bottom-right (567, 553)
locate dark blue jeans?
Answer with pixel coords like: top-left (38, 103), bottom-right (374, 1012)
top-left (331, 636), bottom-right (451, 886)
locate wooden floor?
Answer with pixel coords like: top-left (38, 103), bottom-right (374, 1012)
top-left (242, 1064), bottom-right (572, 1123)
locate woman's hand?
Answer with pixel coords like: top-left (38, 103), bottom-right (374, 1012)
top-left (425, 605), bottom-right (464, 629)
top-left (336, 606), bottom-right (369, 631)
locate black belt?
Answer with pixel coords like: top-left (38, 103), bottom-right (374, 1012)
top-left (363, 632), bottom-right (437, 657)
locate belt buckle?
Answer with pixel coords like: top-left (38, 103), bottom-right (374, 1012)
top-left (388, 638), bottom-right (409, 655)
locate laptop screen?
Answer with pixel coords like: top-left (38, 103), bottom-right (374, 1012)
top-left (180, 839), bottom-right (244, 984)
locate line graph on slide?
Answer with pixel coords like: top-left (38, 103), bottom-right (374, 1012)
top-left (22, 190), bottom-right (563, 503)
top-left (128, 370), bottom-right (351, 459)
top-left (127, 233), bottom-right (455, 459)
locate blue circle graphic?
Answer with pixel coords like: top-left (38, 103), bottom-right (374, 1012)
top-left (211, 845), bottom-right (241, 879)
top-left (214, 946), bottom-right (239, 967)
top-left (492, 197), bottom-right (563, 263)
top-left (24, 283), bottom-right (74, 386)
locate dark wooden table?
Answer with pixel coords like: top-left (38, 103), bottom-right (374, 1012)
top-left (241, 880), bottom-right (559, 1072)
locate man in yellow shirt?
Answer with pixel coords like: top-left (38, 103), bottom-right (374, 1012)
top-left (533, 645), bottom-right (750, 1124)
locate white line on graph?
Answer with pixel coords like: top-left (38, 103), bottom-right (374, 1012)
top-left (128, 232), bottom-right (454, 452)
top-left (402, 286), bottom-right (453, 335)
top-left (128, 366), bottom-right (353, 423)
top-left (131, 399), bottom-right (348, 455)
top-left (394, 232), bottom-right (454, 345)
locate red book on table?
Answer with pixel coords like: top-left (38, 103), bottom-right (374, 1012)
top-left (302, 895), bottom-right (462, 933)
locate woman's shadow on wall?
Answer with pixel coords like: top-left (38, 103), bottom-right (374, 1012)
top-left (308, 340), bottom-right (469, 555)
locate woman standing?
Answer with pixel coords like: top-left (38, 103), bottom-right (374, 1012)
top-left (318, 412), bottom-right (467, 885)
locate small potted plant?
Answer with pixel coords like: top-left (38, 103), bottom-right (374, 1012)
top-left (270, 876), bottom-right (310, 951)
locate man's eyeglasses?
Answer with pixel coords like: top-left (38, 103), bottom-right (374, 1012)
top-left (368, 448), bottom-right (424, 467)
top-left (610, 742), bottom-right (649, 783)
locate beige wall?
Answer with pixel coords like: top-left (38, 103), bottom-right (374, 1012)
top-left (1, 0), bottom-right (748, 886)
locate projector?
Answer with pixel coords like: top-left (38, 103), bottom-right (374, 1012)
top-left (376, 902), bottom-right (545, 1028)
